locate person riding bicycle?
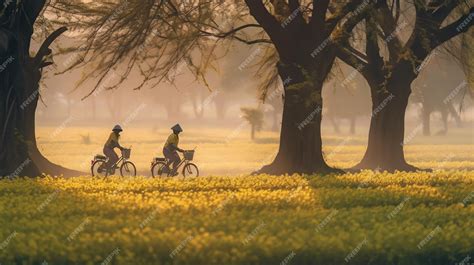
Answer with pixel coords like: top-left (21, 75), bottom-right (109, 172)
top-left (102, 125), bottom-right (125, 173)
top-left (163, 124), bottom-right (184, 176)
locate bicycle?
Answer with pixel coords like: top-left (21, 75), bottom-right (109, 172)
top-left (151, 150), bottom-right (199, 178)
top-left (91, 148), bottom-right (137, 177)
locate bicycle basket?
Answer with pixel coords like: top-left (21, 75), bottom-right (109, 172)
top-left (122, 149), bottom-right (131, 159)
top-left (184, 150), bottom-right (194, 161)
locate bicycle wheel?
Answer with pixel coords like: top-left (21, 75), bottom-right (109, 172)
top-left (120, 161), bottom-right (137, 177)
top-left (151, 162), bottom-right (168, 177)
top-left (183, 163), bottom-right (199, 178)
top-left (91, 160), bottom-right (107, 177)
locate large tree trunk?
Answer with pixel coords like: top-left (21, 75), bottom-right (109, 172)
top-left (0, 84), bottom-right (41, 177)
top-left (0, 2), bottom-right (41, 177)
top-left (1, 2), bottom-right (81, 177)
top-left (257, 63), bottom-right (341, 175)
top-left (355, 78), bottom-right (418, 172)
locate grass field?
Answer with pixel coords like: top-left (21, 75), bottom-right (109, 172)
top-left (35, 126), bottom-right (474, 175)
top-left (0, 126), bottom-right (473, 264)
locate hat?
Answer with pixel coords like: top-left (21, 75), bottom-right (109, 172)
top-left (171, 124), bottom-right (183, 133)
top-left (112, 125), bottom-right (123, 132)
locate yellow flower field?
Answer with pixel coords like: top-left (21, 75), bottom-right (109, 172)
top-left (0, 173), bottom-right (473, 265)
top-left (0, 127), bottom-right (472, 264)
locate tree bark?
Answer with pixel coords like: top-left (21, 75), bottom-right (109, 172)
top-left (0, 2), bottom-right (81, 177)
top-left (257, 62), bottom-right (341, 175)
top-left (0, 86), bottom-right (40, 177)
top-left (355, 77), bottom-right (418, 172)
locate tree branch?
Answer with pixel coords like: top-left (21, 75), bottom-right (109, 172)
top-left (435, 7), bottom-right (474, 47)
top-left (365, 18), bottom-right (384, 68)
top-left (311, 0), bottom-right (329, 35)
top-left (336, 46), bottom-right (368, 71)
top-left (244, 0), bottom-right (286, 45)
top-left (33, 26), bottom-right (68, 67)
top-left (373, 1), bottom-right (403, 60)
top-left (333, 0), bottom-right (375, 44)
top-left (431, 0), bottom-right (462, 23)
top-left (325, 0), bottom-right (366, 34)
top-left (197, 23), bottom-right (262, 38)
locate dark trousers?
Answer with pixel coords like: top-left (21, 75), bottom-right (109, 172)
top-left (103, 147), bottom-right (119, 169)
top-left (163, 147), bottom-right (180, 172)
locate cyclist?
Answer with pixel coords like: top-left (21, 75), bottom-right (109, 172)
top-left (101, 125), bottom-right (125, 173)
top-left (163, 124), bottom-right (184, 176)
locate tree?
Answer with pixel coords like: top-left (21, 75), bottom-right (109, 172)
top-left (412, 61), bottom-right (464, 136)
top-left (0, 0), bottom-right (79, 177)
top-left (337, 0), bottom-right (473, 171)
top-left (241, 107), bottom-right (264, 140)
top-left (323, 66), bottom-right (370, 135)
top-left (52, 0), bottom-right (372, 175)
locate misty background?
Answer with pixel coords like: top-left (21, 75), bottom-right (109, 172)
top-left (35, 39), bottom-right (473, 142)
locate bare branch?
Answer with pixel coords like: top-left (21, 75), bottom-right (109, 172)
top-left (33, 26), bottom-right (68, 67)
top-left (435, 7), bottom-right (474, 47)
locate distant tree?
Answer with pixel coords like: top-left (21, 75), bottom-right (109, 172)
top-left (412, 60), bottom-right (465, 136)
top-left (241, 107), bottom-right (264, 140)
top-left (324, 66), bottom-right (370, 135)
top-left (52, 0), bottom-right (371, 175)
